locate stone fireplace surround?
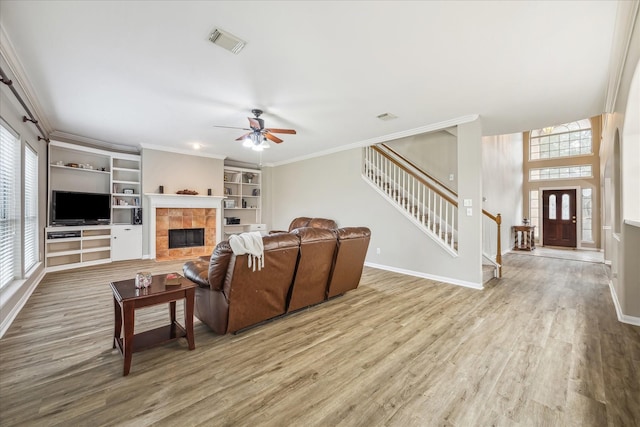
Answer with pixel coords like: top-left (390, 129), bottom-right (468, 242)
top-left (145, 194), bottom-right (225, 261)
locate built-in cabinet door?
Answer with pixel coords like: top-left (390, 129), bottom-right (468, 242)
top-left (111, 225), bottom-right (142, 261)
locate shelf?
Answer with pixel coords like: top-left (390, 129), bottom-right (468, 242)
top-left (83, 246), bottom-right (111, 253)
top-left (46, 237), bottom-right (82, 243)
top-left (51, 164), bottom-right (110, 174)
top-left (112, 167), bottom-right (140, 173)
top-left (112, 205), bottom-right (138, 209)
top-left (46, 249), bottom-right (82, 258)
top-left (113, 193), bottom-right (140, 197)
top-left (112, 180), bottom-right (140, 185)
top-left (83, 235), bottom-right (111, 241)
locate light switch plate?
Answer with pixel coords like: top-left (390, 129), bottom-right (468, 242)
top-left (463, 199), bottom-right (472, 207)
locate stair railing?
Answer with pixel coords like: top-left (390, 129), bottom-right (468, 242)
top-left (363, 145), bottom-right (503, 275)
top-left (363, 145), bottom-right (458, 253)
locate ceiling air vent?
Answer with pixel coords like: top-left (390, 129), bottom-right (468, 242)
top-left (376, 113), bottom-right (397, 121)
top-left (208, 28), bottom-right (246, 54)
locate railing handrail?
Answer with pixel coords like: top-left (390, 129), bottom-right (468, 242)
top-left (482, 210), bottom-right (499, 222)
top-left (381, 143), bottom-right (457, 197)
top-left (371, 146), bottom-right (458, 207)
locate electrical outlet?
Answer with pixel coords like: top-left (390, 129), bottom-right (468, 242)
top-left (376, 247), bottom-right (381, 255)
top-left (466, 208), bottom-right (473, 216)
top-left (449, 174), bottom-right (454, 181)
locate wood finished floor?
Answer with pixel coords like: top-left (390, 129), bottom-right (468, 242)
top-left (0, 254), bottom-right (638, 426)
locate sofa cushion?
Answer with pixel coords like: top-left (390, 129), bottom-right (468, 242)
top-left (288, 227), bottom-right (337, 312)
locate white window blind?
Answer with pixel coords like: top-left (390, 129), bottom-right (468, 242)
top-left (24, 143), bottom-right (38, 272)
top-left (0, 122), bottom-right (19, 289)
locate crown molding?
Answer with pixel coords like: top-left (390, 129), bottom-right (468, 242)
top-left (0, 23), bottom-right (53, 133)
top-left (604, 0), bottom-right (640, 113)
top-left (49, 131), bottom-right (140, 154)
top-left (269, 114), bottom-right (479, 167)
top-left (138, 142), bottom-right (227, 160)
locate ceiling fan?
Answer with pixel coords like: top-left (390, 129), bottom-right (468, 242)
top-left (214, 109), bottom-right (296, 150)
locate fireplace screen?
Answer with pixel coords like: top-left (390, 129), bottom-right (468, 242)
top-left (168, 228), bottom-right (205, 249)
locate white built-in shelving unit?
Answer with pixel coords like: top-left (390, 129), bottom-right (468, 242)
top-left (223, 166), bottom-right (265, 237)
top-left (46, 140), bottom-right (142, 271)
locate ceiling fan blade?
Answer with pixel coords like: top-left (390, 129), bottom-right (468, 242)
top-left (235, 132), bottom-right (252, 141)
top-left (248, 117), bottom-right (264, 130)
top-left (214, 125), bottom-right (251, 131)
top-left (264, 133), bottom-right (283, 144)
top-left (265, 128), bottom-right (297, 135)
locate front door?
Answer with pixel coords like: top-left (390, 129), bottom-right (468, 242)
top-left (542, 189), bottom-right (577, 247)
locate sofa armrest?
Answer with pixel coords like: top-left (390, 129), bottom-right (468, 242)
top-left (183, 260), bottom-right (211, 288)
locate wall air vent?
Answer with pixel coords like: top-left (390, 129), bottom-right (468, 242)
top-left (208, 28), bottom-right (246, 54)
top-left (376, 113), bottom-right (397, 121)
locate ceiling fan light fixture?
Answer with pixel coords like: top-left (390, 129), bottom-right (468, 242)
top-left (242, 137), bottom-right (253, 147)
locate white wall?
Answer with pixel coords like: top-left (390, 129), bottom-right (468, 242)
top-left (270, 118), bottom-right (484, 288)
top-left (600, 4), bottom-right (640, 324)
top-left (385, 130), bottom-right (458, 191)
top-left (482, 133), bottom-right (524, 257)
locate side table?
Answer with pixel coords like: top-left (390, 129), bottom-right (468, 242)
top-left (512, 225), bottom-right (536, 251)
top-left (110, 273), bottom-right (196, 376)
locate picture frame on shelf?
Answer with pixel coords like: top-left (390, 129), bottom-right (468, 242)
top-left (123, 188), bottom-right (134, 194)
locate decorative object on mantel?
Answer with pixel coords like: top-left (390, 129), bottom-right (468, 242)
top-left (177, 189), bottom-right (199, 195)
top-left (244, 172), bottom-right (255, 183)
top-left (523, 217), bottom-right (530, 225)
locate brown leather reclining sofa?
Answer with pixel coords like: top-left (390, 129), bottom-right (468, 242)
top-left (182, 217), bottom-right (371, 334)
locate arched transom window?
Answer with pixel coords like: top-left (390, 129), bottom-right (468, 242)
top-left (530, 119), bottom-right (592, 160)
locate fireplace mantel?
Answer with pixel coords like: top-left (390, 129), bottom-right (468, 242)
top-left (145, 194), bottom-right (225, 259)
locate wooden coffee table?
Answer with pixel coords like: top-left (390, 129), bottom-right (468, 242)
top-left (110, 273), bottom-right (196, 376)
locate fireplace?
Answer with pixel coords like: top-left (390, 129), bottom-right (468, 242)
top-left (169, 228), bottom-right (205, 249)
top-left (145, 194), bottom-right (224, 261)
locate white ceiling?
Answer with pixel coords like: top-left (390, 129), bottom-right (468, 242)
top-left (0, 1), bottom-right (621, 165)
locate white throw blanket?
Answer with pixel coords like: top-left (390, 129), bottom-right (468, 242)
top-left (229, 231), bottom-right (264, 271)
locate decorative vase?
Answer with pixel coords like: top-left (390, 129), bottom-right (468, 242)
top-left (135, 272), bottom-right (152, 288)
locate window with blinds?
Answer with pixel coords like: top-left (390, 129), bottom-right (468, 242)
top-left (24, 143), bottom-right (38, 272)
top-left (0, 121), bottom-right (19, 289)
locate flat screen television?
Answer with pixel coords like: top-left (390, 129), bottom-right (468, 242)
top-left (51, 190), bottom-right (111, 226)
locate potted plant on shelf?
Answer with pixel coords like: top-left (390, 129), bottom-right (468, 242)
top-left (244, 172), bottom-right (255, 184)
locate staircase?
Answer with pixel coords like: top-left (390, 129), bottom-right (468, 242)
top-left (362, 144), bottom-right (502, 278)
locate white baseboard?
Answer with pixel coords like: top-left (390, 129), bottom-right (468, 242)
top-left (608, 280), bottom-right (640, 326)
top-left (0, 268), bottom-right (46, 339)
top-left (364, 262), bottom-right (483, 290)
